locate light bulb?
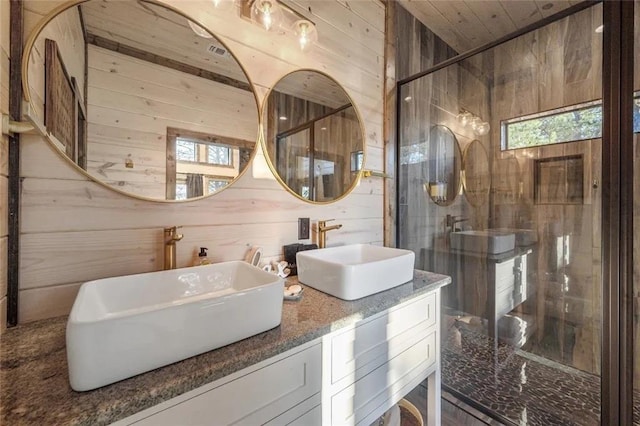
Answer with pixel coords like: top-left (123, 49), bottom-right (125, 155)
top-left (470, 116), bottom-right (482, 130)
top-left (457, 111), bottom-right (472, 126)
top-left (475, 121), bottom-right (490, 136)
top-left (252, 0), bottom-right (282, 31)
top-left (294, 20), bottom-right (317, 52)
top-left (212, 0), bottom-right (235, 10)
top-left (188, 20), bottom-right (213, 39)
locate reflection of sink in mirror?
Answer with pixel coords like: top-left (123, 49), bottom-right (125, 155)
top-left (66, 261), bottom-right (283, 391)
top-left (449, 230), bottom-right (516, 254)
top-left (296, 244), bottom-right (415, 300)
top-left (491, 228), bottom-right (538, 246)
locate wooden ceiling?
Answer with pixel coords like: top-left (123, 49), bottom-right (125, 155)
top-left (397, 0), bottom-right (581, 53)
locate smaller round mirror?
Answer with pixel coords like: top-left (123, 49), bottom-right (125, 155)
top-left (462, 140), bottom-right (490, 207)
top-left (262, 70), bottom-right (364, 203)
top-left (424, 125), bottom-right (462, 206)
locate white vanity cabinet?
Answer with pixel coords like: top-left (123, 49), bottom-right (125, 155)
top-left (112, 290), bottom-right (442, 426)
top-left (323, 292), bottom-right (440, 426)
top-left (113, 341), bottom-right (323, 426)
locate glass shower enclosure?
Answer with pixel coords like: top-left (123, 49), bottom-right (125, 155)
top-left (396, 4), bottom-right (606, 424)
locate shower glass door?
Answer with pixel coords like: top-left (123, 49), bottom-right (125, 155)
top-left (633, 1), bottom-right (639, 423)
top-left (397, 3), bottom-right (603, 424)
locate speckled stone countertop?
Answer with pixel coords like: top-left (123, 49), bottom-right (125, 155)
top-left (0, 270), bottom-right (450, 426)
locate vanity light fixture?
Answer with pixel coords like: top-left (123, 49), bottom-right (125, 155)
top-left (457, 108), bottom-right (490, 136)
top-left (241, 0), bottom-right (318, 52)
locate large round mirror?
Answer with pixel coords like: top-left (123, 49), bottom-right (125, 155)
top-left (424, 125), bottom-right (462, 206)
top-left (462, 139), bottom-right (490, 207)
top-left (262, 70), bottom-right (364, 203)
top-left (23, 0), bottom-right (259, 201)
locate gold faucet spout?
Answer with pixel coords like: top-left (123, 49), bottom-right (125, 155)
top-left (317, 219), bottom-right (342, 249)
top-left (164, 226), bottom-right (183, 269)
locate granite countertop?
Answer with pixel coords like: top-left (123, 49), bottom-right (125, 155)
top-left (0, 270), bottom-right (450, 426)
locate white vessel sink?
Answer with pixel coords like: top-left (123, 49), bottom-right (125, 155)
top-left (491, 228), bottom-right (538, 246)
top-left (296, 244), bottom-right (415, 300)
top-left (66, 261), bottom-right (283, 391)
top-left (450, 230), bottom-right (516, 254)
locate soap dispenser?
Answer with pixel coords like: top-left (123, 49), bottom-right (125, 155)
top-left (196, 247), bottom-right (211, 266)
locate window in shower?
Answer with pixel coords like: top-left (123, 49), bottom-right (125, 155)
top-left (502, 93), bottom-right (640, 150)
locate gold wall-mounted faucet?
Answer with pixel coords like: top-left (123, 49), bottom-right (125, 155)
top-left (317, 219), bottom-right (342, 249)
top-left (164, 226), bottom-right (183, 270)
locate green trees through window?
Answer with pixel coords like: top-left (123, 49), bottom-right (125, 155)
top-left (502, 94), bottom-right (640, 150)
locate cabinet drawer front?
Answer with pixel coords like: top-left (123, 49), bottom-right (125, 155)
top-left (329, 293), bottom-right (436, 385)
top-left (132, 344), bottom-right (321, 426)
top-left (264, 395), bottom-right (320, 426)
top-left (496, 285), bottom-right (514, 318)
top-left (495, 259), bottom-right (515, 292)
top-left (331, 330), bottom-right (437, 426)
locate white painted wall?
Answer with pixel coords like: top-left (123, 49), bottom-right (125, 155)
top-left (18, 0), bottom-right (386, 322)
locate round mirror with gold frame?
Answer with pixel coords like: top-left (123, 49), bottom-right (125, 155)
top-left (22, 0), bottom-right (260, 202)
top-left (424, 125), bottom-right (462, 206)
top-left (262, 70), bottom-right (365, 203)
top-left (462, 139), bottom-right (490, 207)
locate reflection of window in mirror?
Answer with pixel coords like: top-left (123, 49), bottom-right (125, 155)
top-left (174, 174), bottom-right (231, 200)
top-left (166, 127), bottom-right (247, 200)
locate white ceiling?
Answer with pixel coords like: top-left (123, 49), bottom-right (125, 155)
top-left (397, 0), bottom-right (580, 53)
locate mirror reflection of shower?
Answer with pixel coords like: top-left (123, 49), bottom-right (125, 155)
top-left (425, 125), bottom-right (462, 206)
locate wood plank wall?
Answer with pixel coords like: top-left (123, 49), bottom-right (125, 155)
top-left (0, 0), bottom-right (9, 333)
top-left (86, 45), bottom-right (257, 199)
top-left (18, 0), bottom-right (386, 323)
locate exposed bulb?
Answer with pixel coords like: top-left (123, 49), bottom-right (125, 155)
top-left (457, 111), bottom-right (472, 126)
top-left (212, 0), bottom-right (235, 10)
top-left (188, 20), bottom-right (213, 39)
top-left (299, 23), bottom-right (309, 50)
top-left (475, 121), bottom-right (490, 136)
top-left (294, 20), bottom-right (317, 52)
top-left (252, 0), bottom-right (281, 31)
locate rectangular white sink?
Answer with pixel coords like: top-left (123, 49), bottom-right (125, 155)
top-left (66, 261), bottom-right (283, 391)
top-left (296, 244), bottom-right (415, 300)
top-left (450, 230), bottom-right (516, 254)
top-left (491, 228), bottom-right (538, 246)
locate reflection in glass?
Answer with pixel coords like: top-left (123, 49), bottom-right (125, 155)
top-left (462, 139), bottom-right (490, 207)
top-left (424, 125), bottom-right (462, 206)
top-left (26, 0), bottom-right (258, 201)
top-left (264, 71), bottom-right (364, 202)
